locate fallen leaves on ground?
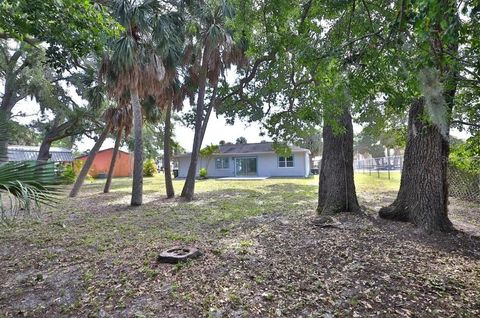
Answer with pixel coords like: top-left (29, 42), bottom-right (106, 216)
top-left (0, 176), bottom-right (479, 317)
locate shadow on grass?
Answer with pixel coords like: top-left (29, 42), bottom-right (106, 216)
top-left (73, 184), bottom-right (317, 239)
top-left (66, 181), bottom-right (480, 260)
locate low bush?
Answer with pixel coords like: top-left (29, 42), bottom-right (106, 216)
top-left (73, 160), bottom-right (94, 182)
top-left (61, 164), bottom-right (76, 184)
top-left (143, 159), bottom-right (158, 177)
top-left (199, 168), bottom-right (208, 179)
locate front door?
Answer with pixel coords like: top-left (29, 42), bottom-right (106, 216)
top-left (235, 157), bottom-right (257, 176)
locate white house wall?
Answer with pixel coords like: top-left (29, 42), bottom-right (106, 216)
top-left (177, 151), bottom-right (310, 178)
top-left (177, 156), bottom-right (235, 178)
top-left (256, 152), bottom-right (308, 177)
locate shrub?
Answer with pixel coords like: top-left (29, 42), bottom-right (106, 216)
top-left (61, 164), bottom-right (76, 184)
top-left (199, 168), bottom-right (208, 179)
top-left (450, 136), bottom-right (480, 173)
top-left (73, 160), bottom-right (94, 182)
top-left (449, 136), bottom-right (480, 202)
top-left (73, 159), bottom-right (84, 174)
top-left (143, 159), bottom-right (158, 177)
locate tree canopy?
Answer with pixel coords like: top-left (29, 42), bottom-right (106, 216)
top-left (0, 0), bottom-right (118, 70)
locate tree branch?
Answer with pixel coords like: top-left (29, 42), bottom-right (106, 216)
top-left (361, 0), bottom-right (375, 32)
top-left (8, 50), bottom-right (23, 67)
top-left (451, 120), bottom-right (480, 129)
top-left (13, 59), bottom-right (29, 76)
top-left (221, 52), bottom-right (275, 102)
top-left (299, 0), bottom-right (314, 33)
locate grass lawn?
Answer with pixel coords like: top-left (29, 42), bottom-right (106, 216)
top-left (1, 173), bottom-right (479, 317)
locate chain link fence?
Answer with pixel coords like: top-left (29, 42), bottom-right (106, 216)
top-left (448, 160), bottom-right (480, 203)
top-left (354, 155), bottom-right (403, 180)
top-left (354, 155), bottom-right (480, 203)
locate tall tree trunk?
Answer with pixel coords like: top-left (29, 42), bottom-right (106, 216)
top-left (37, 138), bottom-right (53, 161)
top-left (0, 90), bottom-right (15, 163)
top-left (69, 124), bottom-right (110, 197)
top-left (164, 104), bottom-right (175, 198)
top-left (180, 109), bottom-right (202, 201)
top-left (1, 60), bottom-right (26, 162)
top-left (181, 43), bottom-right (211, 201)
top-left (130, 89), bottom-right (144, 206)
top-left (198, 85), bottom-right (218, 147)
top-left (0, 109), bottom-right (9, 163)
top-left (379, 0), bottom-right (458, 233)
top-left (103, 128), bottom-right (123, 193)
top-left (379, 99), bottom-right (453, 233)
top-left (317, 109), bottom-right (360, 215)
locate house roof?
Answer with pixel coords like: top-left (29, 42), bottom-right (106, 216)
top-left (7, 145), bottom-right (74, 162)
top-left (174, 142), bottom-right (309, 158)
top-left (75, 147), bottom-right (132, 159)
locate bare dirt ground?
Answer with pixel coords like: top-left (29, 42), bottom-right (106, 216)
top-left (0, 176), bottom-right (479, 317)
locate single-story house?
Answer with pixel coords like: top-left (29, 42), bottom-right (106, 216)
top-left (174, 142), bottom-right (310, 178)
top-left (7, 145), bottom-right (73, 163)
top-left (76, 148), bottom-right (133, 178)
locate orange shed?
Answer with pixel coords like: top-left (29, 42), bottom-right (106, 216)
top-left (76, 148), bottom-right (134, 178)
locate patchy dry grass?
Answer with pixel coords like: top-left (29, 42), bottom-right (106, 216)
top-left (0, 173), bottom-right (479, 317)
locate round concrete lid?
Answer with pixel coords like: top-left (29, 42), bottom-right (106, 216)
top-left (157, 247), bottom-right (202, 264)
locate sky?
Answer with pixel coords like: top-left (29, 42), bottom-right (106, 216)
top-left (77, 111), bottom-right (268, 153)
top-left (174, 114), bottom-right (267, 152)
top-left (11, 98), bottom-right (268, 152)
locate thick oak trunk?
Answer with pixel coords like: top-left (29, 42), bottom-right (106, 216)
top-left (130, 89), bottom-right (144, 206)
top-left (1, 69), bottom-right (23, 162)
top-left (69, 125), bottom-right (110, 197)
top-left (379, 99), bottom-right (453, 233)
top-left (37, 118), bottom-right (78, 161)
top-left (163, 104), bottom-right (175, 198)
top-left (0, 110), bottom-right (9, 163)
top-left (317, 110), bottom-right (360, 215)
top-left (37, 139), bottom-right (52, 162)
top-left (103, 128), bottom-right (122, 193)
top-left (0, 138), bottom-right (7, 163)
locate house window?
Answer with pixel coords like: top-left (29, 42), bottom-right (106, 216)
top-left (215, 157), bottom-right (229, 169)
top-left (278, 155), bottom-right (294, 167)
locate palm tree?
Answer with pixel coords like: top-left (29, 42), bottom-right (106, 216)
top-left (101, 0), bottom-right (184, 206)
top-left (103, 105), bottom-right (132, 193)
top-left (163, 103), bottom-right (175, 198)
top-left (180, 0), bottom-right (246, 200)
top-left (69, 105), bottom-right (133, 197)
top-left (157, 79), bottom-right (184, 198)
top-left (69, 120), bottom-right (112, 197)
top-left (67, 60), bottom-right (113, 198)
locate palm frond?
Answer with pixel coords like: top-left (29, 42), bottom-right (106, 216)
top-left (153, 12), bottom-right (185, 66)
top-left (112, 0), bottom-right (133, 27)
top-left (104, 105), bottom-right (133, 136)
top-left (0, 161), bottom-right (62, 225)
top-left (207, 48), bottom-right (222, 85)
top-left (112, 36), bottom-right (137, 73)
top-left (131, 0), bottom-right (159, 33)
top-left (85, 85), bottom-right (107, 110)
